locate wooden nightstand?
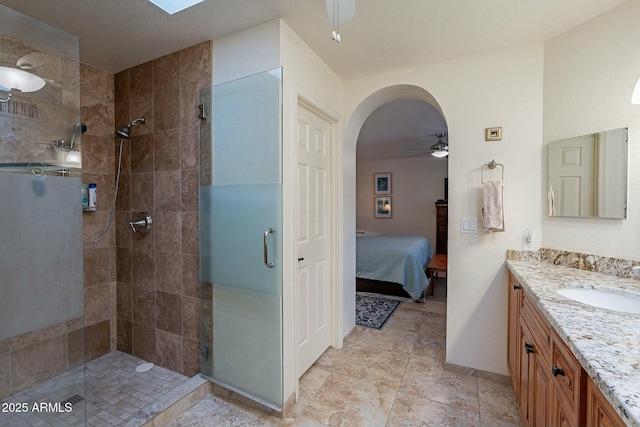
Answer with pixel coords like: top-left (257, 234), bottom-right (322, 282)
top-left (427, 253), bottom-right (447, 296)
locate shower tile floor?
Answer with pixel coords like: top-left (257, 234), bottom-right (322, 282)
top-left (1, 351), bottom-right (198, 427)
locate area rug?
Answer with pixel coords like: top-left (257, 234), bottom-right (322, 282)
top-left (355, 295), bottom-right (401, 329)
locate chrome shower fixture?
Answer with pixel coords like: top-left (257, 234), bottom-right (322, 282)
top-left (55, 122), bottom-right (87, 151)
top-left (117, 116), bottom-right (146, 139)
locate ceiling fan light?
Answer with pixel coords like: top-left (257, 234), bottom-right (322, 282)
top-left (0, 66), bottom-right (45, 92)
top-left (431, 150), bottom-right (448, 158)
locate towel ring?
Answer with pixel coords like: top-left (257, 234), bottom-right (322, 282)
top-left (482, 159), bottom-right (504, 183)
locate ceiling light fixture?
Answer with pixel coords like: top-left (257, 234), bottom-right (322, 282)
top-left (148, 0), bottom-right (204, 15)
top-left (632, 75), bottom-right (640, 105)
top-left (430, 132), bottom-right (449, 158)
top-left (326, 0), bottom-right (355, 43)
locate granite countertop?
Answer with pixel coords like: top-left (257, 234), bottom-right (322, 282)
top-left (506, 259), bottom-right (640, 427)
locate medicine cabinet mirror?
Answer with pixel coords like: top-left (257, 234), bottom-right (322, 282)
top-left (548, 127), bottom-right (628, 219)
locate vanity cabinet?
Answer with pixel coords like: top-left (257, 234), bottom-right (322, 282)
top-left (508, 273), bottom-right (619, 427)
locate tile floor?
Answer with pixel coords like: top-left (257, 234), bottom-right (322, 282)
top-left (171, 278), bottom-right (522, 427)
top-left (1, 351), bottom-right (199, 427)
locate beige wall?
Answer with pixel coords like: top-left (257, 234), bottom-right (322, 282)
top-left (343, 43), bottom-right (544, 375)
top-left (542, 0), bottom-right (640, 259)
top-left (356, 157), bottom-right (447, 244)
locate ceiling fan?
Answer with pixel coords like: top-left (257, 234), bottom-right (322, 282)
top-left (412, 132), bottom-right (448, 158)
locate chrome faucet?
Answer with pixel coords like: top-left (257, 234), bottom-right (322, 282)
top-left (129, 212), bottom-right (152, 234)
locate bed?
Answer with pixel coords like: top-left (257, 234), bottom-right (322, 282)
top-left (356, 234), bottom-right (434, 300)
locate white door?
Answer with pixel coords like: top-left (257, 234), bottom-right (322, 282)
top-left (548, 135), bottom-right (595, 217)
top-left (296, 103), bottom-right (331, 376)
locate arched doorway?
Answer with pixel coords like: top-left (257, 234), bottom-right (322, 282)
top-left (340, 84), bottom-right (448, 332)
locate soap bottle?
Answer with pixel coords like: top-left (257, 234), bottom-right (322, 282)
top-left (82, 184), bottom-right (89, 210)
top-left (88, 183), bottom-right (97, 210)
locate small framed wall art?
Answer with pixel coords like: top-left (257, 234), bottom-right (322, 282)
top-left (374, 196), bottom-right (392, 219)
top-left (374, 172), bottom-right (391, 195)
top-left (485, 127), bottom-right (502, 141)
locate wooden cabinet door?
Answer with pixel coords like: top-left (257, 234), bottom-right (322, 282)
top-left (507, 273), bottom-right (521, 391)
top-left (586, 377), bottom-right (625, 427)
top-left (518, 320), bottom-right (535, 426)
top-left (532, 353), bottom-right (552, 427)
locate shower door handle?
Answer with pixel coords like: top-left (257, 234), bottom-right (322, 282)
top-left (263, 228), bottom-right (275, 268)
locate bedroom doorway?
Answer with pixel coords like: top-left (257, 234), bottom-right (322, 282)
top-left (296, 101), bottom-right (333, 377)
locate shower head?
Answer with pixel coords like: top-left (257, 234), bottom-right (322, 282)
top-left (117, 116), bottom-right (146, 139)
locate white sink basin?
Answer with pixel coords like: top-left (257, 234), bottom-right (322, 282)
top-left (557, 288), bottom-right (640, 314)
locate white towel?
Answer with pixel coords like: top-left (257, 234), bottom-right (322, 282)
top-left (482, 180), bottom-right (505, 232)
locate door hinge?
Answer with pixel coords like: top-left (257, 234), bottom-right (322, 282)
top-left (198, 103), bottom-right (208, 120)
top-left (199, 344), bottom-right (209, 362)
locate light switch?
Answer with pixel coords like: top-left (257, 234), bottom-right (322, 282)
top-left (460, 218), bottom-right (478, 234)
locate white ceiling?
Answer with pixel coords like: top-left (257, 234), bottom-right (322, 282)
top-left (0, 0), bottom-right (627, 159)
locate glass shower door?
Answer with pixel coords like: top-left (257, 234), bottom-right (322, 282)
top-left (199, 68), bottom-right (283, 409)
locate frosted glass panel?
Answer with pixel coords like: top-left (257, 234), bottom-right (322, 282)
top-left (199, 67), bottom-right (283, 409)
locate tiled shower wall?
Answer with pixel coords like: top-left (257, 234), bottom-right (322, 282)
top-left (114, 41), bottom-right (212, 376)
top-left (81, 63), bottom-right (117, 362)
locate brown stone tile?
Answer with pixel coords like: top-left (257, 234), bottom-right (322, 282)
top-left (181, 168), bottom-right (198, 212)
top-left (181, 80), bottom-right (209, 128)
top-left (131, 133), bottom-right (154, 173)
top-left (130, 93), bottom-right (154, 135)
top-left (132, 323), bottom-right (156, 363)
top-left (0, 338), bottom-right (8, 354)
top-left (182, 212), bottom-right (199, 255)
top-left (154, 51), bottom-right (180, 89)
top-left (81, 93), bottom-right (110, 137)
top-left (116, 246), bottom-right (132, 283)
top-left (110, 245), bottom-right (118, 281)
top-left (156, 329), bottom-right (183, 373)
top-left (0, 352), bottom-right (10, 399)
top-left (10, 321), bottom-right (66, 351)
top-left (155, 170), bottom-right (181, 211)
top-left (117, 282), bottom-right (133, 320)
top-left (81, 134), bottom-right (113, 175)
top-left (85, 320), bottom-right (111, 362)
top-left (132, 286), bottom-right (156, 327)
top-left (132, 248), bottom-right (155, 288)
top-left (155, 83), bottom-right (181, 132)
top-left (115, 101), bottom-right (130, 137)
top-left (117, 319), bottom-right (132, 353)
top-left (183, 338), bottom-right (201, 377)
top-left (154, 128), bottom-right (181, 171)
top-left (85, 283), bottom-right (115, 326)
top-left (67, 328), bottom-right (84, 369)
top-left (130, 172), bottom-right (154, 212)
top-left (67, 317), bottom-right (84, 333)
top-left (181, 123), bottom-right (199, 170)
top-left (83, 247), bottom-right (110, 286)
top-left (182, 296), bottom-right (200, 340)
top-left (82, 210), bottom-right (110, 250)
top-left (116, 174), bottom-right (131, 211)
top-left (115, 136), bottom-right (131, 175)
top-left (156, 291), bottom-right (183, 335)
top-left (182, 254), bottom-right (200, 298)
top-left (131, 61), bottom-right (153, 97)
top-left (63, 56), bottom-right (81, 90)
top-left (114, 69), bottom-right (130, 104)
top-left (11, 336), bottom-right (67, 392)
top-left (116, 210), bottom-right (132, 248)
top-left (156, 251), bottom-right (182, 294)
top-left (80, 62), bottom-right (109, 101)
top-left (155, 211), bottom-right (182, 253)
top-left (179, 41), bottom-right (212, 84)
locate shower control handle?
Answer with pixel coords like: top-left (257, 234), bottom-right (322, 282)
top-left (129, 212), bottom-right (152, 234)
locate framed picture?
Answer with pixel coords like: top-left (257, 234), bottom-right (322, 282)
top-left (485, 127), bottom-right (502, 141)
top-left (374, 173), bottom-right (392, 195)
top-left (374, 196), bottom-right (392, 219)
